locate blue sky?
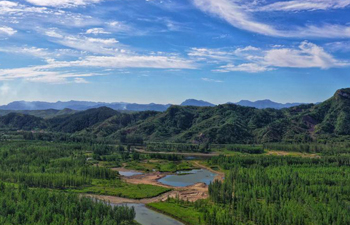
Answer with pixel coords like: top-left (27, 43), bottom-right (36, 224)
top-left (0, 0), bottom-right (349, 105)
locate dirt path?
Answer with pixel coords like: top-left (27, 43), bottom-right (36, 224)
top-left (86, 182), bottom-right (209, 204)
top-left (86, 160), bottom-right (226, 205)
top-left (192, 161), bottom-right (225, 182)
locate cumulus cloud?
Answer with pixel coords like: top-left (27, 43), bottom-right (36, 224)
top-left (0, 26), bottom-right (17, 35)
top-left (192, 0), bottom-right (350, 38)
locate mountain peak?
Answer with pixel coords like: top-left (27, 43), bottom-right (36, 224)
top-left (180, 99), bottom-right (215, 107)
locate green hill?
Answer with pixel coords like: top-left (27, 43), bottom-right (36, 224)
top-left (1, 88), bottom-right (350, 144)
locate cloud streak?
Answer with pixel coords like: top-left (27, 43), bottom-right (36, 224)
top-left (192, 0), bottom-right (350, 38)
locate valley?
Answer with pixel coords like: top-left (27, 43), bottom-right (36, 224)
top-left (1, 89), bottom-right (350, 225)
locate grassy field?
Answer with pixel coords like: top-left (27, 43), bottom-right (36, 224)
top-left (68, 179), bottom-right (171, 199)
top-left (147, 200), bottom-right (205, 225)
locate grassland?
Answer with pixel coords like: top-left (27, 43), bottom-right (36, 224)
top-left (67, 179), bottom-right (171, 199)
top-left (147, 199), bottom-right (205, 225)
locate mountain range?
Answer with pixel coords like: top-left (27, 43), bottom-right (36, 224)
top-left (0, 88), bottom-right (349, 144)
top-left (0, 99), bottom-right (310, 112)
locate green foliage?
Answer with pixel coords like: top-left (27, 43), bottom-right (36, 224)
top-left (148, 198), bottom-right (205, 225)
top-left (205, 155), bottom-right (350, 225)
top-left (0, 183), bottom-right (136, 225)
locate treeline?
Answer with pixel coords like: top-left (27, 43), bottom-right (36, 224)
top-left (211, 144), bottom-right (264, 154)
top-left (0, 183), bottom-right (136, 225)
top-left (210, 154), bottom-right (350, 169)
top-left (264, 142), bottom-right (350, 155)
top-left (146, 142), bottom-right (210, 153)
top-left (0, 141), bottom-right (120, 188)
top-left (204, 155), bottom-right (350, 225)
top-left (0, 172), bottom-right (90, 189)
top-left (148, 153), bottom-right (183, 161)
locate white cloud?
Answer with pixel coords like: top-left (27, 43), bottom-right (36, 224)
top-left (258, 0), bottom-right (350, 12)
top-left (45, 31), bottom-right (120, 55)
top-left (189, 46), bottom-right (260, 62)
top-left (74, 78), bottom-right (89, 83)
top-left (216, 63), bottom-right (271, 73)
top-left (0, 26), bottom-right (17, 35)
top-left (0, 52), bottom-right (195, 83)
top-left (201, 77), bottom-right (223, 83)
top-left (25, 0), bottom-right (104, 7)
top-left (0, 46), bottom-right (82, 59)
top-left (86, 28), bottom-right (111, 35)
top-left (0, 65), bottom-right (95, 84)
top-left (325, 41), bottom-right (350, 53)
top-left (0, 1), bottom-right (47, 14)
top-left (45, 30), bottom-right (63, 38)
top-left (192, 0), bottom-right (279, 36)
top-left (263, 41), bottom-right (349, 69)
top-left (52, 55), bottom-right (196, 69)
top-left (192, 0), bottom-right (350, 38)
top-left (211, 41), bottom-right (349, 73)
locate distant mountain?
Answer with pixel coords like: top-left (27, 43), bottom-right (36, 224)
top-left (180, 99), bottom-right (215, 107)
top-left (0, 101), bottom-right (171, 112)
top-left (1, 88), bottom-right (350, 143)
top-left (0, 109), bottom-right (76, 119)
top-left (0, 99), bottom-right (312, 112)
top-left (235, 100), bottom-right (305, 109)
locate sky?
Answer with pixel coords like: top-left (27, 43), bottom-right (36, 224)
top-left (0, 0), bottom-right (350, 105)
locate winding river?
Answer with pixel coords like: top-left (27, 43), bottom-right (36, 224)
top-left (111, 203), bottom-right (184, 225)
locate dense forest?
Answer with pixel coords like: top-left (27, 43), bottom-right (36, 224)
top-left (1, 88), bottom-right (350, 145)
top-left (205, 155), bottom-right (350, 225)
top-left (0, 183), bottom-right (136, 225)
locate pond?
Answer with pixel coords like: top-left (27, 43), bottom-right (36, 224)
top-left (112, 203), bottom-right (184, 225)
top-left (118, 170), bottom-right (143, 177)
top-left (158, 169), bottom-right (216, 187)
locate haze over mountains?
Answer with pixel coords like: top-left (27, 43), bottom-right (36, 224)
top-left (0, 99), bottom-right (311, 112)
top-left (0, 88), bottom-right (349, 144)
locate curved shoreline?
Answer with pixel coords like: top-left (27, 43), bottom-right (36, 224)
top-left (87, 163), bottom-right (224, 204)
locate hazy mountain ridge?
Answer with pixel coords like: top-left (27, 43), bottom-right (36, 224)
top-left (0, 98), bottom-right (311, 111)
top-left (234, 99), bottom-right (306, 109)
top-left (0, 88), bottom-right (349, 144)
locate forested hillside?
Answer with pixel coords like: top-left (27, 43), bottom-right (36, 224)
top-left (1, 88), bottom-right (350, 144)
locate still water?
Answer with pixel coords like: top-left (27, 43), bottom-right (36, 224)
top-left (112, 203), bottom-right (184, 225)
top-left (118, 170), bottom-right (143, 177)
top-left (158, 169), bottom-right (216, 187)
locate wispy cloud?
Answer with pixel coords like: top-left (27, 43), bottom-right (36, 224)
top-left (25, 0), bottom-right (105, 8)
top-left (216, 63), bottom-right (271, 73)
top-left (257, 0), bottom-right (350, 12)
top-left (192, 0), bottom-right (350, 38)
top-left (189, 46), bottom-right (260, 63)
top-left (86, 28), bottom-right (111, 35)
top-left (263, 41), bottom-right (349, 69)
top-left (207, 41), bottom-right (349, 73)
top-left (201, 77), bottom-right (223, 83)
top-left (0, 52), bottom-right (195, 83)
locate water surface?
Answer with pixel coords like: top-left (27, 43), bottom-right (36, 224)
top-left (112, 203), bottom-right (184, 225)
top-left (158, 169), bottom-right (216, 187)
top-left (118, 170), bottom-right (143, 177)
